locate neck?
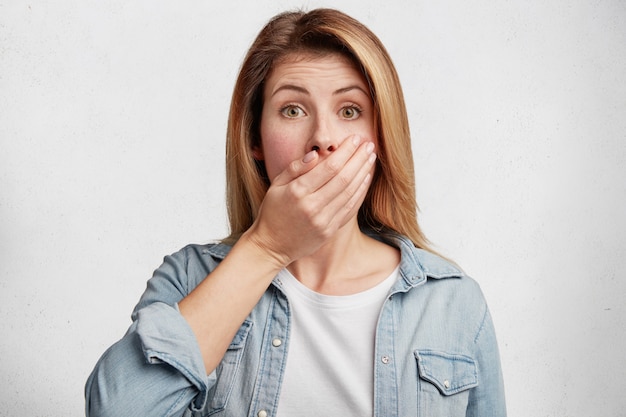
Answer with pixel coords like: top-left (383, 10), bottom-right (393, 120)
top-left (287, 219), bottom-right (398, 295)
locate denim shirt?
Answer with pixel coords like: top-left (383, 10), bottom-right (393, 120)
top-left (85, 232), bottom-right (506, 417)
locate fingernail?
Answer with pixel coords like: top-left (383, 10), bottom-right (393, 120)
top-left (303, 150), bottom-right (317, 163)
top-left (352, 135), bottom-right (361, 146)
top-left (368, 152), bottom-right (377, 164)
top-left (366, 142), bottom-right (375, 153)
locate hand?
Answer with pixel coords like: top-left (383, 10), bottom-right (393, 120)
top-left (244, 134), bottom-right (376, 267)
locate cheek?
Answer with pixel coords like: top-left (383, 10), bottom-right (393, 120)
top-left (350, 114), bottom-right (377, 146)
top-left (260, 127), bottom-right (302, 181)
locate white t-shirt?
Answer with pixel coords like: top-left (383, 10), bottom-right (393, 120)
top-left (275, 266), bottom-right (399, 417)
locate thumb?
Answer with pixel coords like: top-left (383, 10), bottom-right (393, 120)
top-left (271, 150), bottom-right (319, 186)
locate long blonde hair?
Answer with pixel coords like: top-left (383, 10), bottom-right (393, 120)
top-left (224, 8), bottom-right (433, 252)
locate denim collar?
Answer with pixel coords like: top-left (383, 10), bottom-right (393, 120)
top-left (202, 230), bottom-right (463, 293)
top-left (385, 231), bottom-right (464, 293)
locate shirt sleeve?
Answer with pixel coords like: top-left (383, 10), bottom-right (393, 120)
top-left (466, 305), bottom-right (507, 417)
top-left (85, 247), bottom-right (216, 417)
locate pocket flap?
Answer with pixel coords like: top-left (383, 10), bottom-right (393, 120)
top-left (414, 350), bottom-right (478, 395)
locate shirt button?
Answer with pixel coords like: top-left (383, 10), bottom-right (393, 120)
top-left (272, 338), bottom-right (282, 347)
top-left (444, 380), bottom-right (451, 389)
top-left (381, 355), bottom-right (390, 364)
top-left (257, 410), bottom-right (268, 417)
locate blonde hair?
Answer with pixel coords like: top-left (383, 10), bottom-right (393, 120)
top-left (224, 8), bottom-right (433, 253)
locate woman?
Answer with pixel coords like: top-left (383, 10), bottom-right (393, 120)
top-left (86, 8), bottom-right (506, 417)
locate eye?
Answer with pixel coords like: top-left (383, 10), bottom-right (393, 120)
top-left (340, 105), bottom-right (362, 120)
top-left (280, 105), bottom-right (305, 118)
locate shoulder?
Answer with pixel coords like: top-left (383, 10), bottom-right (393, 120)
top-left (394, 243), bottom-right (491, 342)
top-left (413, 248), bottom-right (486, 304)
top-left (175, 241), bottom-right (233, 263)
top-left (413, 248), bottom-right (483, 293)
top-left (157, 241), bottom-right (234, 291)
top-left (378, 232), bottom-right (487, 308)
top-left (382, 232), bottom-right (464, 281)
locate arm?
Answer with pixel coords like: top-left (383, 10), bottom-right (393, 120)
top-left (179, 134), bottom-right (376, 374)
top-left (85, 135), bottom-right (376, 416)
top-left (85, 250), bottom-right (211, 417)
top-left (466, 306), bottom-right (507, 417)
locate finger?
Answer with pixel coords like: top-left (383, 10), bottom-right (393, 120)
top-left (271, 150), bottom-right (320, 187)
top-left (294, 134), bottom-right (364, 192)
top-left (319, 148), bottom-right (377, 228)
top-left (310, 140), bottom-right (375, 206)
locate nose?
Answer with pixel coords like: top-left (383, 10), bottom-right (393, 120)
top-left (307, 118), bottom-right (338, 156)
top-left (311, 144), bottom-right (335, 153)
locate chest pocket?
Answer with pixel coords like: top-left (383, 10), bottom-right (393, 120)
top-left (204, 320), bottom-right (253, 415)
top-left (414, 350), bottom-right (478, 415)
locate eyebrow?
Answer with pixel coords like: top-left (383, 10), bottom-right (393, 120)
top-left (271, 84), bottom-right (309, 97)
top-left (271, 84), bottom-right (369, 97)
top-left (332, 85), bottom-right (369, 96)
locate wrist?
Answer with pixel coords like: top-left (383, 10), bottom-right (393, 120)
top-left (238, 227), bottom-right (292, 271)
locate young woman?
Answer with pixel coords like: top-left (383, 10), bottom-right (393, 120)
top-left (86, 8), bottom-right (506, 417)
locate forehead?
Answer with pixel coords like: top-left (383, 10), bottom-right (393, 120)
top-left (274, 50), bottom-right (358, 69)
top-left (264, 52), bottom-right (368, 93)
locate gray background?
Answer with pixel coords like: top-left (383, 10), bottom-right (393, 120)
top-left (1, 0), bottom-right (625, 415)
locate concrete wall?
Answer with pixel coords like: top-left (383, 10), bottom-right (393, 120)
top-left (1, 1), bottom-right (624, 415)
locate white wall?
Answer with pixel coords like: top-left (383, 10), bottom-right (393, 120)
top-left (1, 1), bottom-right (624, 415)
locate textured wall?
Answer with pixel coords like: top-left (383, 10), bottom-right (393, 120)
top-left (1, 1), bottom-right (624, 415)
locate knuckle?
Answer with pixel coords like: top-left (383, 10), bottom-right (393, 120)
top-left (324, 158), bottom-right (341, 175)
top-left (343, 198), bottom-right (357, 212)
top-left (311, 217), bottom-right (325, 232)
top-left (306, 204), bottom-right (327, 229)
top-left (300, 201), bottom-right (317, 219)
top-left (320, 229), bottom-right (334, 241)
top-left (287, 181), bottom-right (305, 199)
top-left (287, 160), bottom-right (301, 175)
top-left (337, 172), bottom-right (352, 188)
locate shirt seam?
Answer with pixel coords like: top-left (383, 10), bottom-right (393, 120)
top-left (473, 303), bottom-right (489, 344)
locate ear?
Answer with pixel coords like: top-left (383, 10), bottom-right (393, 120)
top-left (252, 145), bottom-right (264, 160)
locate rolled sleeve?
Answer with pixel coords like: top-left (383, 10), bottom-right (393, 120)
top-left (86, 245), bottom-right (219, 417)
top-left (136, 302), bottom-right (215, 407)
top-left (86, 302), bottom-right (214, 416)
